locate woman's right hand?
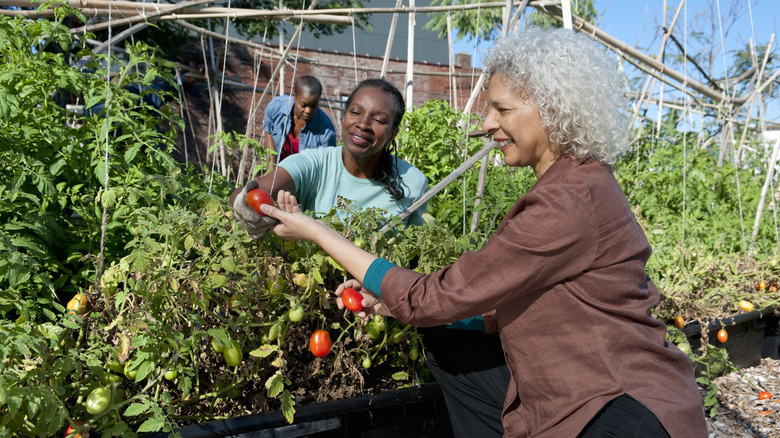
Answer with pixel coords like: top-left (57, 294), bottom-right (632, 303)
top-left (259, 191), bottom-right (327, 242)
top-left (334, 280), bottom-right (391, 321)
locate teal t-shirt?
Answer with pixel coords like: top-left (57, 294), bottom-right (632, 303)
top-left (279, 146), bottom-right (428, 226)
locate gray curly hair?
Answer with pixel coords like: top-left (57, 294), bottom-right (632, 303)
top-left (481, 27), bottom-right (630, 164)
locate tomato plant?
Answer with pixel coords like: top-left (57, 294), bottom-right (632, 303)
top-left (758, 391), bottom-right (772, 400)
top-left (246, 188), bottom-right (275, 216)
top-left (717, 329), bottom-right (728, 343)
top-left (309, 330), bottom-right (332, 357)
top-left (86, 386), bottom-right (112, 415)
top-left (223, 341), bottom-right (243, 367)
top-left (341, 288), bottom-right (364, 312)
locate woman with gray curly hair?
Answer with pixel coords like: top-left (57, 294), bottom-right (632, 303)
top-left (260, 27), bottom-right (708, 437)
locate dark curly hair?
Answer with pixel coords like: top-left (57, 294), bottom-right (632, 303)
top-left (345, 79), bottom-right (406, 200)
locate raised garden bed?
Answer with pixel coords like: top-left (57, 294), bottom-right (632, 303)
top-left (146, 383), bottom-right (453, 438)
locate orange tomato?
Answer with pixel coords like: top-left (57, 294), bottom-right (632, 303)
top-left (759, 391), bottom-right (772, 400)
top-left (673, 316), bottom-right (685, 329)
top-left (757, 281), bottom-right (767, 291)
top-left (66, 293), bottom-right (88, 315)
top-left (738, 300), bottom-right (754, 312)
top-left (717, 329), bottom-right (728, 343)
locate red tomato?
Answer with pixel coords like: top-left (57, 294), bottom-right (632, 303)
top-left (717, 329), bottom-right (728, 343)
top-left (759, 391), bottom-right (772, 400)
top-left (309, 330), bottom-right (332, 358)
top-left (245, 188), bottom-right (274, 216)
top-left (341, 288), bottom-right (364, 312)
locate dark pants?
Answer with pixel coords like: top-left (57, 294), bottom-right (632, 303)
top-left (578, 394), bottom-right (671, 438)
top-left (419, 326), bottom-right (510, 438)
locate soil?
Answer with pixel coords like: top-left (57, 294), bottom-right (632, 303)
top-left (707, 358), bottom-right (780, 437)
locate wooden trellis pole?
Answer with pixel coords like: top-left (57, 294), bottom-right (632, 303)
top-left (380, 0), bottom-right (403, 79)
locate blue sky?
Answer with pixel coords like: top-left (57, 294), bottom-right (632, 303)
top-left (452, 0), bottom-right (779, 123)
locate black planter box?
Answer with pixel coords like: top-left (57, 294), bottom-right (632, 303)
top-left (147, 383), bottom-right (454, 438)
top-left (682, 306), bottom-right (779, 368)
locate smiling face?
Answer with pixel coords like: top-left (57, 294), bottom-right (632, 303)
top-left (293, 92), bottom-right (320, 123)
top-left (483, 74), bottom-right (557, 177)
top-left (341, 86), bottom-right (397, 159)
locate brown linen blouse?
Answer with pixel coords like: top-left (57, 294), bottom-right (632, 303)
top-left (380, 156), bottom-right (708, 437)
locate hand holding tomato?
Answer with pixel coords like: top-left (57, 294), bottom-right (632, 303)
top-left (231, 180), bottom-right (278, 239)
top-left (334, 280), bottom-right (390, 321)
top-left (245, 188), bottom-right (274, 216)
top-left (341, 288), bottom-right (364, 312)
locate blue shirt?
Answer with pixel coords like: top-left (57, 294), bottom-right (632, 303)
top-left (263, 95), bottom-right (336, 158)
top-left (279, 146), bottom-right (428, 226)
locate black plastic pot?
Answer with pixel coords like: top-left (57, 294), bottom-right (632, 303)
top-left (681, 306), bottom-right (779, 367)
top-left (146, 383), bottom-right (453, 438)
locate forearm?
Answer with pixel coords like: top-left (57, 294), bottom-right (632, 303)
top-left (311, 224), bottom-right (377, 285)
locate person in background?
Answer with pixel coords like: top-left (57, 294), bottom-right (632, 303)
top-left (257, 27), bottom-right (709, 438)
top-left (263, 75), bottom-right (336, 165)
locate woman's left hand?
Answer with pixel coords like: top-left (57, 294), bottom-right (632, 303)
top-left (335, 280), bottom-right (391, 321)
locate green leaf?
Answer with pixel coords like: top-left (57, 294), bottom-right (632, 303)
top-left (265, 372), bottom-right (284, 398)
top-left (124, 401), bottom-right (151, 417)
top-left (136, 415), bottom-right (165, 433)
top-left (281, 389), bottom-right (296, 424)
top-left (249, 344), bottom-right (279, 359)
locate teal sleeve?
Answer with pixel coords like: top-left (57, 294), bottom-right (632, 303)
top-left (447, 315), bottom-right (486, 331)
top-left (363, 258), bottom-right (396, 297)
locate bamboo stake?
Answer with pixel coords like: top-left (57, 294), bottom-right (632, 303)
top-left (380, 0), bottom-right (403, 79)
top-left (381, 138), bottom-right (498, 233)
top-left (735, 34), bottom-right (775, 161)
top-left (751, 139), bottom-right (780, 249)
top-left (68, 0), bottom-right (216, 33)
top-left (470, 0), bottom-right (513, 234)
top-left (405, 0), bottom-right (415, 108)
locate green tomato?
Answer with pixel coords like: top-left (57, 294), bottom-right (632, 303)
top-left (211, 337), bottom-right (225, 353)
top-left (86, 386), bottom-right (111, 415)
top-left (409, 345), bottom-right (419, 361)
top-left (223, 341), bottom-right (243, 367)
top-left (677, 342), bottom-right (692, 355)
top-left (289, 306), bottom-right (304, 323)
top-left (100, 371), bottom-right (122, 385)
top-left (372, 315), bottom-right (387, 332)
top-left (267, 277), bottom-right (286, 295)
top-left (362, 357), bottom-right (372, 369)
top-left (366, 322), bottom-right (381, 341)
top-left (123, 362), bottom-right (137, 380)
top-left (354, 238), bottom-right (367, 249)
top-left (164, 369), bottom-right (178, 380)
top-left (106, 361), bottom-right (123, 374)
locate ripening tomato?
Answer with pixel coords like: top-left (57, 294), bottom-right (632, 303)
top-left (717, 329), bottom-right (728, 343)
top-left (673, 316), bottom-right (685, 329)
top-left (65, 423), bottom-right (84, 438)
top-left (86, 386), bottom-right (111, 415)
top-left (245, 188), bottom-right (275, 216)
top-left (223, 341), bottom-right (243, 367)
top-left (757, 281), bottom-right (767, 291)
top-left (759, 391), bottom-right (772, 400)
top-left (310, 330), bottom-right (332, 358)
top-left (738, 300), bottom-right (754, 312)
top-left (341, 288), bottom-right (364, 312)
top-left (771, 284), bottom-right (778, 293)
top-left (67, 293), bottom-right (88, 315)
